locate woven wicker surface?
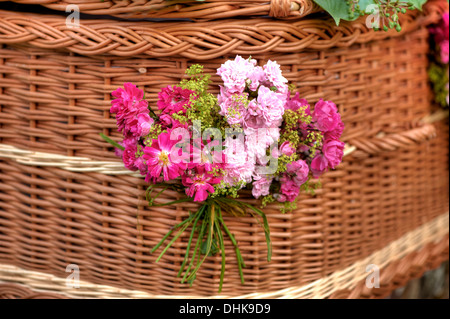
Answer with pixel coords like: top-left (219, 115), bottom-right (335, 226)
top-left (0, 0), bottom-right (448, 297)
top-left (0, 119), bottom-right (447, 297)
top-left (0, 212), bottom-right (447, 299)
top-left (0, 0), bottom-right (321, 20)
top-left (0, 2), bottom-right (446, 161)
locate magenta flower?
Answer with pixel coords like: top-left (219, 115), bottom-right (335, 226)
top-left (279, 141), bottom-right (295, 157)
top-left (157, 86), bottom-right (195, 115)
top-left (143, 131), bottom-right (187, 183)
top-left (311, 154), bottom-right (328, 178)
top-left (122, 142), bottom-right (138, 171)
top-left (431, 13), bottom-right (449, 64)
top-left (286, 159), bottom-right (309, 186)
top-left (285, 92), bottom-right (311, 114)
top-left (312, 99), bottom-right (341, 133)
top-left (322, 139), bottom-right (345, 169)
top-left (182, 167), bottom-right (222, 202)
top-left (279, 174), bottom-right (300, 202)
top-left (110, 83), bottom-right (150, 138)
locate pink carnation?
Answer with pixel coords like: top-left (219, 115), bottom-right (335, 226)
top-left (157, 86), bottom-right (195, 115)
top-left (217, 55), bottom-right (256, 94)
top-left (110, 83), bottom-right (149, 138)
top-left (218, 89), bottom-right (248, 126)
top-left (263, 60), bottom-right (288, 89)
top-left (322, 139), bottom-right (345, 169)
top-left (312, 99), bottom-right (341, 133)
top-left (311, 154), bottom-right (328, 178)
top-left (256, 86), bottom-right (285, 126)
top-left (285, 92), bottom-right (310, 115)
top-left (279, 174), bottom-right (300, 202)
top-left (279, 141), bottom-right (295, 157)
top-left (286, 159), bottom-right (309, 186)
top-left (122, 142), bottom-right (138, 171)
top-left (252, 175), bottom-right (273, 199)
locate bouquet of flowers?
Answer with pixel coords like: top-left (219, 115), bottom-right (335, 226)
top-left (428, 11), bottom-right (449, 108)
top-left (103, 56), bottom-right (345, 291)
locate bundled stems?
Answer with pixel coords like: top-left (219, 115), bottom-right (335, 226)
top-left (147, 190), bottom-right (272, 292)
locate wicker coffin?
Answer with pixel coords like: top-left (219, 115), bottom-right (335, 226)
top-left (0, 0), bottom-right (448, 298)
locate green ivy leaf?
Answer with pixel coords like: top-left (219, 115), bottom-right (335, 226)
top-left (408, 0), bottom-right (427, 10)
top-left (313, 0), bottom-right (354, 25)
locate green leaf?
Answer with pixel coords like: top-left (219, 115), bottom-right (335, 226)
top-left (408, 0), bottom-right (427, 10)
top-left (313, 0), bottom-right (355, 25)
top-left (99, 133), bottom-right (124, 150)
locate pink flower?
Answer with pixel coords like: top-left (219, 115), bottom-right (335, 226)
top-left (189, 139), bottom-right (224, 172)
top-left (182, 167), bottom-right (222, 202)
top-left (143, 131), bottom-right (187, 183)
top-left (218, 90), bottom-right (248, 126)
top-left (431, 13), bottom-right (449, 63)
top-left (122, 143), bottom-right (138, 171)
top-left (273, 193), bottom-right (287, 203)
top-left (325, 120), bottom-right (345, 140)
top-left (311, 154), bottom-right (328, 178)
top-left (247, 66), bottom-right (266, 91)
top-left (279, 174), bottom-right (300, 202)
top-left (217, 55), bottom-right (256, 94)
top-left (134, 157), bottom-right (147, 175)
top-left (256, 86), bottom-right (285, 125)
top-left (157, 86), bottom-right (195, 115)
top-left (263, 60), bottom-right (288, 89)
top-left (286, 159), bottom-right (309, 186)
top-left (252, 175), bottom-right (273, 199)
top-left (322, 139), bottom-right (345, 169)
top-left (279, 141), bottom-right (295, 157)
top-left (440, 40), bottom-right (449, 64)
top-left (285, 93), bottom-right (310, 114)
top-left (110, 83), bottom-right (149, 138)
top-left (312, 99), bottom-right (341, 133)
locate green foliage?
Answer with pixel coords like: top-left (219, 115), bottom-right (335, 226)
top-left (179, 65), bottom-right (222, 131)
top-left (313, 0), bottom-right (428, 31)
top-left (428, 63), bottom-right (449, 108)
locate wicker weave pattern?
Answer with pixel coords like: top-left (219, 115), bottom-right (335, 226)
top-left (0, 0), bottom-right (321, 20)
top-left (0, 120), bottom-right (447, 296)
top-left (0, 6), bottom-right (445, 161)
top-left (0, 213), bottom-right (448, 299)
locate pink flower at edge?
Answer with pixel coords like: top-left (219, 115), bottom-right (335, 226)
top-left (312, 99), bottom-right (341, 133)
top-left (322, 139), bottom-right (345, 169)
top-left (431, 13), bottom-right (449, 64)
top-left (110, 83), bottom-right (150, 138)
top-left (143, 131), bottom-right (187, 183)
top-left (311, 154), bottom-right (328, 178)
top-left (279, 174), bottom-right (300, 202)
top-left (182, 167), bottom-right (222, 202)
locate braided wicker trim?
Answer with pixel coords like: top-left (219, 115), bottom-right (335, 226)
top-left (0, 2), bottom-right (446, 60)
top-left (0, 212), bottom-right (447, 299)
top-left (0, 0), bottom-right (321, 20)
